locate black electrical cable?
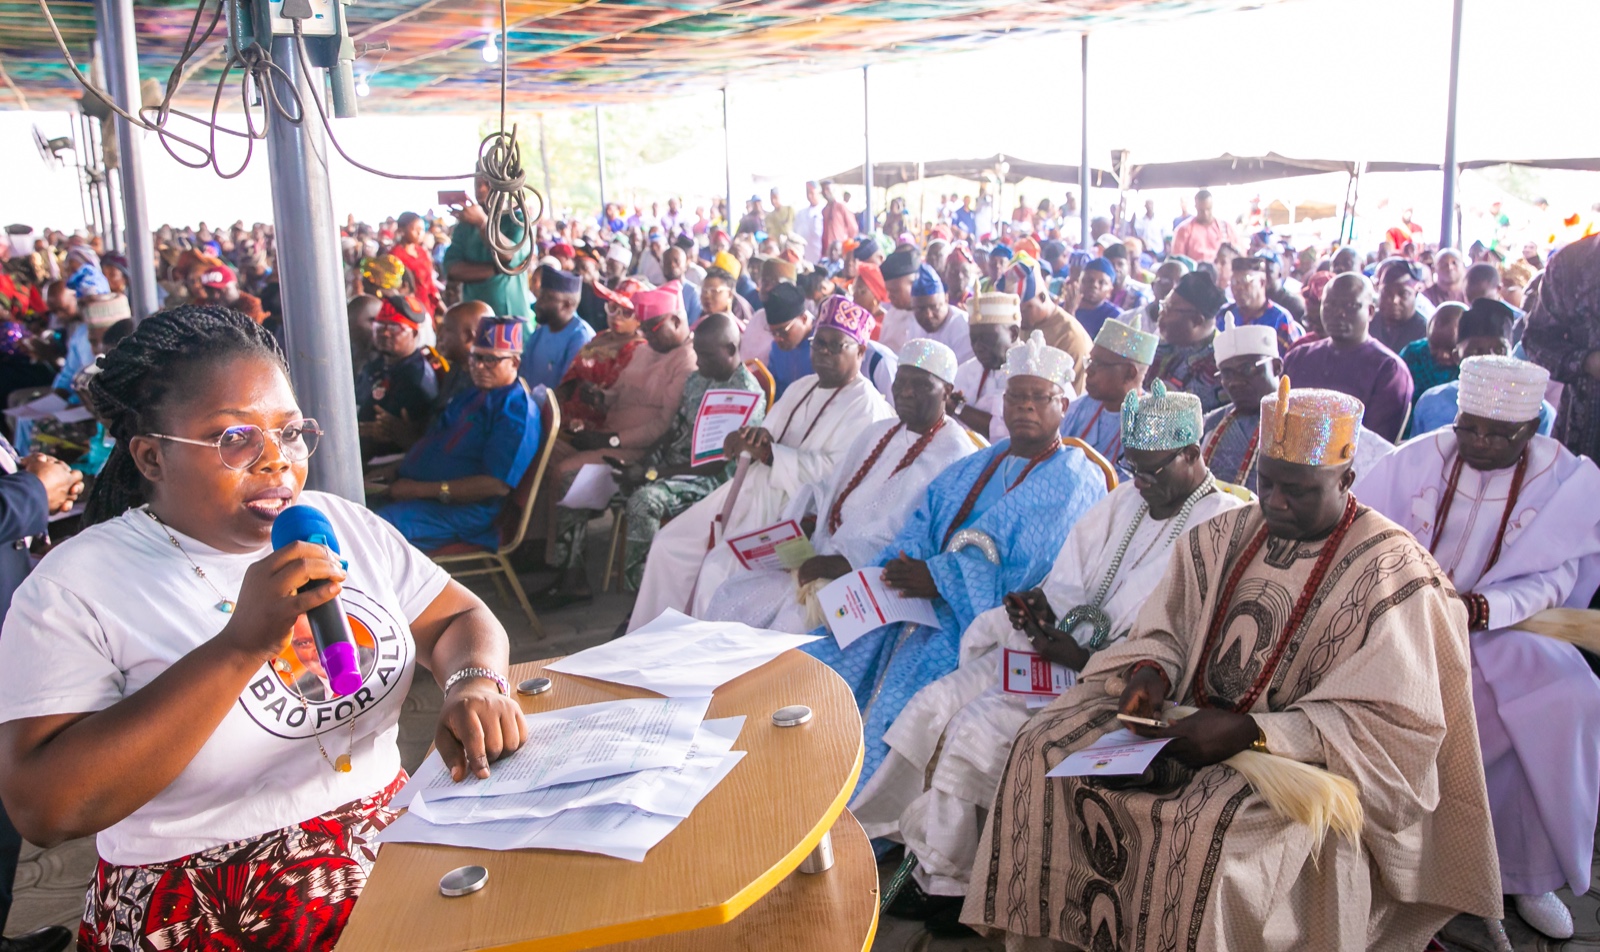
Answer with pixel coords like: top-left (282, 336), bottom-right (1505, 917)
top-left (36, 0), bottom-right (543, 275)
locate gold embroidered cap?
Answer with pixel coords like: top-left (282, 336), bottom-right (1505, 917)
top-left (971, 291), bottom-right (1022, 326)
top-left (1258, 376), bottom-right (1364, 465)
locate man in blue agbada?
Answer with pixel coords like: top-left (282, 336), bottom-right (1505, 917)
top-left (804, 329), bottom-right (1107, 794)
top-left (375, 317), bottom-right (543, 550)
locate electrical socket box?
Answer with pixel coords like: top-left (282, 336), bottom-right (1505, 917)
top-left (267, 0), bottom-right (338, 37)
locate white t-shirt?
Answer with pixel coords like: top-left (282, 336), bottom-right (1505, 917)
top-left (0, 491), bottom-right (449, 866)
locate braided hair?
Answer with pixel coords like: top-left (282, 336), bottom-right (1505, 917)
top-left (84, 304), bottom-right (287, 527)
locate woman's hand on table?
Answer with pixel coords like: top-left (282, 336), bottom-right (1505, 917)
top-left (224, 541), bottom-right (346, 663)
top-left (437, 678), bottom-right (528, 782)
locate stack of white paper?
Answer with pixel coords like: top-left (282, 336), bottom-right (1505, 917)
top-left (544, 608), bottom-right (822, 696)
top-left (382, 697), bottom-right (747, 861)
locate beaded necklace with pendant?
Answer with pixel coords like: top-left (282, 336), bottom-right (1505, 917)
top-left (1057, 476), bottom-right (1218, 650)
top-left (149, 508), bottom-right (356, 773)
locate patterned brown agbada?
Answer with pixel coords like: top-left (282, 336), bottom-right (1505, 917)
top-left (963, 503), bottom-right (1502, 952)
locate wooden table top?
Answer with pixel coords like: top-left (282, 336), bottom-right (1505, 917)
top-left (336, 650), bottom-right (864, 952)
top-left (583, 809), bottom-right (879, 952)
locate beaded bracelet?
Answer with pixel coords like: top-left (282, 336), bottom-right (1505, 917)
top-left (1127, 659), bottom-right (1171, 696)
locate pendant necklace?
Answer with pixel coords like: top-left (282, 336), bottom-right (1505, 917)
top-left (1058, 476), bottom-right (1217, 650)
top-left (146, 509), bottom-right (235, 614)
top-left (148, 508), bottom-right (356, 773)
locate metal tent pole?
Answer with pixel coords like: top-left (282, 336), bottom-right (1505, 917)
top-left (93, 0), bottom-right (157, 318)
top-left (264, 35), bottom-right (361, 502)
top-left (1079, 33), bottom-right (1090, 249)
top-left (722, 88), bottom-right (732, 237)
top-left (595, 105), bottom-right (607, 224)
top-left (862, 65), bottom-right (873, 236)
top-left (1438, 0), bottom-right (1465, 249)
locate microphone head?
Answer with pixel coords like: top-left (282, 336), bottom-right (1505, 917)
top-left (270, 504), bottom-right (342, 554)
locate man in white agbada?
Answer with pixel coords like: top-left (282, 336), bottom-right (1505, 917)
top-left (1357, 355), bottom-right (1600, 941)
top-left (704, 339), bottom-right (978, 632)
top-left (948, 292), bottom-right (1021, 442)
top-left (1200, 321), bottom-right (1394, 493)
top-left (862, 381), bottom-right (1246, 932)
top-left (629, 294), bottom-right (894, 630)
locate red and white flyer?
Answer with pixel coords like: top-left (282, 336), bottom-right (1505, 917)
top-left (725, 520), bottom-right (805, 572)
top-left (1000, 648), bottom-right (1076, 706)
top-left (690, 389), bottom-right (762, 466)
top-left (817, 568), bottom-right (940, 649)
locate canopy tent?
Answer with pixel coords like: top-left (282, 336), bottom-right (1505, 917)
top-left (828, 154), bottom-right (1117, 189)
top-left (1110, 152), bottom-right (1439, 190)
top-left (1110, 152), bottom-right (1600, 191)
top-left (0, 0), bottom-right (1297, 113)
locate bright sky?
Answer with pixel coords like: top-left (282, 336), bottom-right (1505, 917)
top-left (3, 0), bottom-right (1596, 232)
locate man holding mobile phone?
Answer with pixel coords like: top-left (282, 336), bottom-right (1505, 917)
top-left (442, 175), bottom-right (532, 322)
top-left (966, 385), bottom-right (1501, 951)
top-left (866, 383), bottom-right (1242, 934)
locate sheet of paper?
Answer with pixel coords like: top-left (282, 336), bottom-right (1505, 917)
top-left (365, 452), bottom-right (405, 467)
top-left (690, 389), bottom-right (762, 466)
top-left (1001, 648), bottom-right (1077, 705)
top-left (725, 519), bottom-right (804, 571)
top-left (52, 405), bottom-right (94, 423)
top-left (558, 462), bottom-right (620, 511)
top-left (382, 750), bottom-right (747, 861)
top-left (406, 696), bottom-right (712, 803)
top-left (817, 568), bottom-right (941, 650)
top-left (409, 717), bottom-right (745, 824)
top-left (3, 393), bottom-right (67, 421)
top-left (544, 609), bottom-right (821, 697)
top-left (1045, 728), bottom-right (1173, 778)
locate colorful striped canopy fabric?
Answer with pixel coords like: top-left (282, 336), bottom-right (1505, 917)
top-left (0, 0), bottom-right (1288, 112)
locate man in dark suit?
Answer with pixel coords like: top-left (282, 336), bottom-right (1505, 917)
top-left (0, 443), bottom-right (83, 952)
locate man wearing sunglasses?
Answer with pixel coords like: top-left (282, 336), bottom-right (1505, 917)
top-left (1357, 355), bottom-right (1600, 941)
top-left (869, 382), bottom-right (1242, 935)
top-left (373, 318), bottom-right (543, 551)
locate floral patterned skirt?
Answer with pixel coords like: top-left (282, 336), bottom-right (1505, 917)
top-left (77, 772), bottom-right (406, 952)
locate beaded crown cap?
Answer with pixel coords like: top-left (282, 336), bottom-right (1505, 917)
top-left (1122, 380), bottom-right (1205, 451)
top-left (1259, 376), bottom-right (1364, 465)
top-left (1005, 329), bottom-right (1075, 390)
top-left (1457, 355), bottom-right (1549, 423)
top-left (1094, 318), bottom-right (1159, 365)
top-left (899, 338), bottom-right (959, 386)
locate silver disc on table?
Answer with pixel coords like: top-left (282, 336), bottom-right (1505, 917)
top-left (439, 865), bottom-right (489, 897)
top-left (517, 677), bottom-right (552, 696)
top-left (772, 704), bottom-right (813, 727)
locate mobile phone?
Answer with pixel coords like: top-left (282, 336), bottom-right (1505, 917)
top-left (1116, 713), bottom-right (1168, 729)
top-left (438, 190), bottom-right (469, 207)
top-left (1005, 592), bottom-right (1043, 631)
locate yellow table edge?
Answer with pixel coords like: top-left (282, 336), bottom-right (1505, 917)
top-left (470, 719), bottom-right (866, 952)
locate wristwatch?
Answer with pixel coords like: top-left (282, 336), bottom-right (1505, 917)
top-left (607, 434), bottom-right (621, 448)
top-left (644, 467), bottom-right (659, 482)
top-left (1250, 720), bottom-right (1269, 754)
top-left (438, 481), bottom-right (451, 503)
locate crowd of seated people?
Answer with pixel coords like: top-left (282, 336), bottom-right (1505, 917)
top-left (1, 182), bottom-right (1597, 952)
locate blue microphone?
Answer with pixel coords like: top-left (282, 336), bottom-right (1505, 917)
top-left (271, 504), bottom-right (363, 697)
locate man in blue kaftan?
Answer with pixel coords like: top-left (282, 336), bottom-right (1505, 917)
top-left (376, 317), bottom-right (543, 550)
top-left (804, 330), bottom-right (1107, 793)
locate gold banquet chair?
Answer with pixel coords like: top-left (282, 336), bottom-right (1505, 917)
top-left (427, 387), bottom-right (560, 637)
top-left (1062, 435), bottom-right (1118, 492)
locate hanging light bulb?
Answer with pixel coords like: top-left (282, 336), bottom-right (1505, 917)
top-left (355, 75), bottom-right (371, 97)
top-left (481, 33), bottom-right (500, 63)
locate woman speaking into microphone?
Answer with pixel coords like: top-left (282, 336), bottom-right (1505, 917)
top-left (0, 305), bottom-right (526, 951)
